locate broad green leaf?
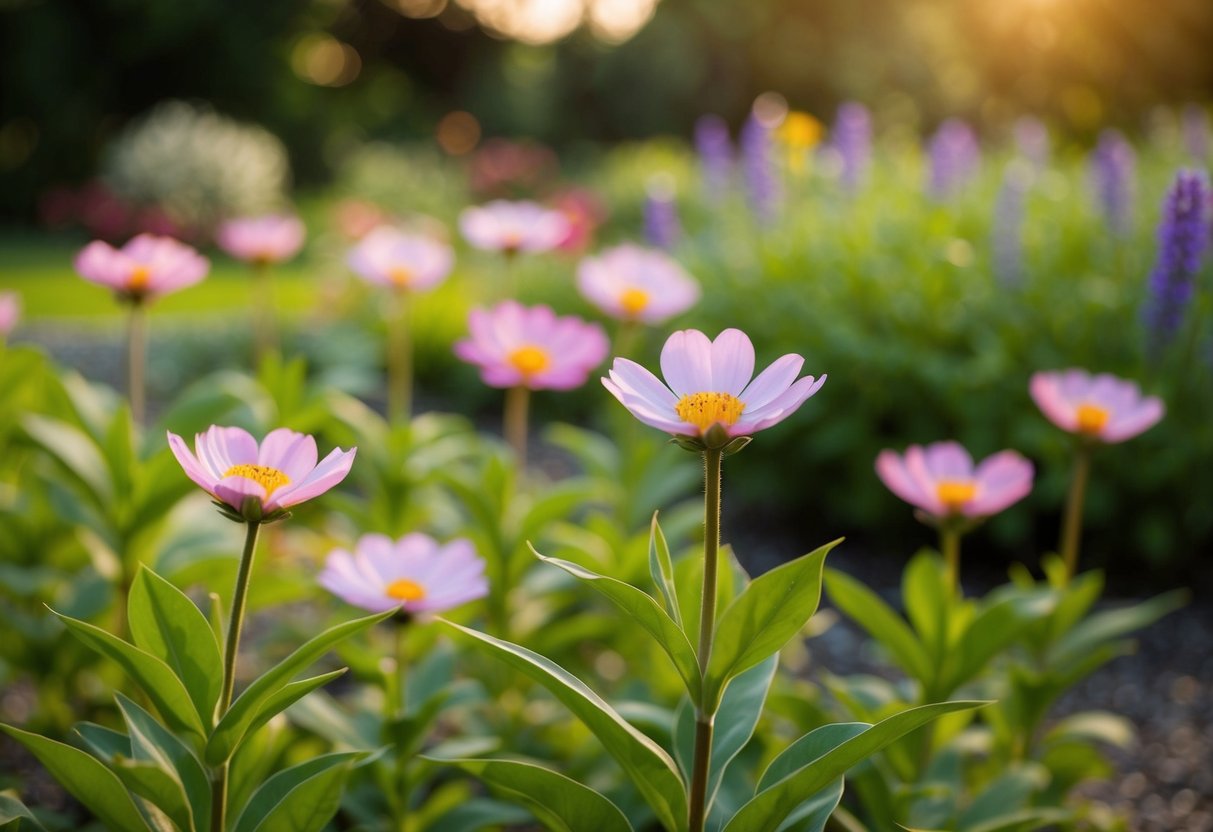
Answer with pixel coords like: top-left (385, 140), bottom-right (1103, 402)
top-left (704, 541), bottom-right (838, 712)
top-left (440, 620), bottom-right (688, 832)
top-left (206, 611), bottom-right (390, 765)
top-left (76, 722), bottom-right (132, 761)
top-left (649, 513), bottom-right (682, 628)
top-left (1048, 590), bottom-right (1187, 669)
top-left (128, 566), bottom-right (223, 727)
top-left (534, 546), bottom-right (701, 704)
top-left (243, 669), bottom-right (349, 754)
top-left (446, 758), bottom-right (633, 832)
top-left (116, 693), bottom-right (212, 832)
top-left (723, 701), bottom-right (985, 832)
top-left (901, 551), bottom-right (949, 660)
top-left (111, 758), bottom-right (194, 832)
top-left (957, 763), bottom-right (1047, 830)
top-left (935, 590), bottom-right (1055, 698)
top-left (756, 722), bottom-right (868, 831)
top-left (54, 611), bottom-right (205, 739)
top-left (966, 809), bottom-right (1072, 832)
top-left (0, 794), bottom-right (48, 832)
top-left (232, 751), bottom-right (363, 832)
top-left (22, 414), bottom-right (112, 504)
top-left (824, 569), bottom-right (932, 683)
top-left (1043, 711), bottom-right (1133, 749)
top-left (0, 724), bottom-right (149, 832)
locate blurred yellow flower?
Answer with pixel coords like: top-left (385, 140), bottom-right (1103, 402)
top-left (776, 111), bottom-right (824, 174)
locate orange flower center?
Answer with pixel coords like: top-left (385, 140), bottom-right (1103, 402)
top-left (675, 392), bottom-right (746, 433)
top-left (508, 345), bottom-right (550, 376)
top-left (223, 464), bottom-right (291, 496)
top-left (388, 266), bottom-right (413, 287)
top-left (385, 578), bottom-right (427, 602)
top-left (936, 480), bottom-right (977, 512)
top-left (129, 265), bottom-right (152, 290)
top-left (620, 287), bottom-right (650, 316)
top-left (1075, 403), bottom-right (1110, 435)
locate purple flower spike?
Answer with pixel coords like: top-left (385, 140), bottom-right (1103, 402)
top-left (1089, 129), bottom-right (1137, 236)
top-left (216, 215), bottom-right (306, 265)
top-left (876, 442), bottom-right (1034, 521)
top-left (75, 234), bottom-right (209, 303)
top-left (694, 115), bottom-right (734, 202)
top-left (1030, 369), bottom-right (1164, 443)
top-left (832, 102), bottom-right (872, 194)
top-left (927, 119), bottom-right (981, 201)
top-left (741, 114), bottom-right (781, 223)
top-left (1141, 170), bottom-right (1210, 353)
top-left (643, 178), bottom-right (682, 250)
top-left (992, 162), bottom-right (1032, 286)
top-left (168, 426), bottom-right (356, 522)
top-left (319, 533), bottom-right (487, 616)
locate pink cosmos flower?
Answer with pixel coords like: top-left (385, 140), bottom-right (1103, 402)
top-left (75, 234), bottom-right (209, 302)
top-left (603, 328), bottom-right (826, 440)
top-left (876, 442), bottom-right (1034, 520)
top-left (347, 226), bottom-right (454, 293)
top-left (577, 244), bottom-right (700, 324)
top-left (0, 291), bottom-right (19, 338)
top-left (454, 301), bottom-right (609, 391)
top-left (215, 214), bottom-right (306, 264)
top-left (319, 533), bottom-right (488, 615)
top-left (168, 426), bottom-right (356, 521)
top-left (458, 200), bottom-right (571, 254)
top-left (1030, 369), bottom-right (1164, 443)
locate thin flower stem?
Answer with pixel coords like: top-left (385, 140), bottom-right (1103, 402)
top-left (127, 301), bottom-right (147, 426)
top-left (504, 386), bottom-right (529, 465)
top-left (1060, 443), bottom-right (1093, 583)
top-left (211, 521), bottom-right (262, 832)
top-left (688, 447), bottom-right (723, 832)
top-left (393, 622), bottom-right (411, 832)
top-left (940, 526), bottom-right (961, 595)
top-left (387, 292), bottom-right (413, 423)
top-left (252, 261), bottom-right (277, 367)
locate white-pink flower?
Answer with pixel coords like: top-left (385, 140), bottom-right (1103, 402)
top-left (75, 234), bottom-right (209, 302)
top-left (347, 226), bottom-right (454, 293)
top-left (215, 214), bottom-right (306, 264)
top-left (1030, 369), bottom-right (1164, 443)
top-left (0, 291), bottom-right (19, 338)
top-left (603, 328), bottom-right (826, 439)
top-left (876, 442), bottom-right (1034, 520)
top-left (459, 200), bottom-right (571, 254)
top-left (577, 244), bottom-right (699, 324)
top-left (319, 533), bottom-right (487, 615)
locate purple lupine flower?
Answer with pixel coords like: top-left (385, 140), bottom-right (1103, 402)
top-left (643, 176), bottom-right (682, 249)
top-left (1141, 170), bottom-right (1210, 353)
top-left (992, 162), bottom-right (1031, 286)
top-left (1181, 105), bottom-right (1210, 162)
top-left (926, 119), bottom-right (981, 201)
top-left (694, 115), bottom-right (734, 202)
top-left (1013, 116), bottom-right (1050, 171)
top-left (741, 113), bottom-right (781, 223)
top-left (1089, 129), bottom-right (1137, 237)
top-left (831, 102), bottom-right (872, 194)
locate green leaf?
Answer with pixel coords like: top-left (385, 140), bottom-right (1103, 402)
top-left (249, 669), bottom-right (349, 742)
top-left (53, 611), bottom-right (205, 739)
top-left (128, 566), bottom-right (223, 728)
top-left (934, 589), bottom-right (1055, 698)
top-left (440, 619), bottom-right (688, 832)
top-left (901, 551), bottom-right (950, 660)
top-left (0, 794), bottom-right (49, 832)
top-left (649, 513), bottom-right (682, 628)
top-left (957, 763), bottom-right (1048, 830)
top-left (76, 722), bottom-right (132, 761)
top-left (445, 758), bottom-right (634, 832)
top-left (1048, 590), bottom-right (1187, 669)
top-left (723, 702), bottom-right (985, 832)
top-left (22, 414), bottom-right (113, 504)
top-left (206, 611), bottom-right (390, 765)
top-left (534, 546), bottom-right (701, 705)
top-left (704, 541), bottom-right (838, 712)
top-left (824, 569), bottom-right (932, 683)
top-left (231, 751), bottom-right (363, 832)
top-left (115, 693), bottom-right (211, 832)
top-left (111, 758), bottom-right (194, 832)
top-left (0, 724), bottom-right (149, 832)
top-left (755, 722), bottom-right (868, 831)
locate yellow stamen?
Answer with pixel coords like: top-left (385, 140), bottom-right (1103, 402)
top-left (129, 265), bottom-right (151, 290)
top-left (1075, 403), bottom-right (1110, 435)
top-left (675, 392), bottom-right (746, 433)
top-left (509, 345), bottom-right (550, 376)
top-left (388, 266), bottom-right (412, 287)
top-left (385, 578), bottom-right (427, 602)
top-left (936, 480), bottom-right (977, 512)
top-left (223, 464), bottom-right (291, 496)
top-left (620, 287), bottom-right (650, 316)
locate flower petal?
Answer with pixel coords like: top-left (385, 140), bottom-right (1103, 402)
top-left (660, 329), bottom-right (713, 396)
top-left (710, 329), bottom-right (755, 395)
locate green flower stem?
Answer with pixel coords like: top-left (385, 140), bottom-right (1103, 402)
top-left (688, 447), bottom-right (723, 832)
top-left (127, 301), bottom-right (147, 426)
top-left (504, 386), bottom-right (529, 465)
top-left (211, 520), bottom-right (262, 832)
top-left (392, 621), bottom-right (412, 832)
top-left (940, 526), bottom-right (961, 595)
top-left (387, 292), bottom-right (413, 424)
top-left (1060, 442), bottom-right (1093, 583)
top-left (252, 261), bottom-right (277, 367)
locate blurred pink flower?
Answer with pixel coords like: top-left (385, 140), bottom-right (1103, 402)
top-left (1030, 369), bottom-right (1164, 442)
top-left (347, 227), bottom-right (454, 293)
top-left (319, 533), bottom-right (487, 615)
top-left (577, 244), bottom-right (700, 324)
top-left (168, 426), bottom-right (355, 522)
top-left (0, 291), bottom-right (20, 337)
top-left (552, 188), bottom-right (606, 253)
top-left (75, 234), bottom-right (209, 302)
top-left (876, 442), bottom-right (1033, 520)
top-left (216, 214), bottom-right (306, 264)
top-left (459, 200), bottom-right (571, 254)
top-left (455, 301), bottom-right (609, 390)
top-left (603, 328), bottom-right (825, 440)
top-left (333, 199), bottom-right (388, 241)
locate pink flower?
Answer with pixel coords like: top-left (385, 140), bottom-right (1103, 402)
top-left (319, 533), bottom-right (487, 615)
top-left (75, 234), bottom-right (209, 302)
top-left (603, 328), bottom-right (826, 441)
top-left (459, 200), bottom-right (571, 254)
top-left (215, 214), bottom-right (306, 264)
top-left (168, 426), bottom-right (356, 522)
top-left (876, 442), bottom-right (1033, 520)
top-left (1030, 369), bottom-right (1164, 443)
top-left (0, 291), bottom-right (19, 338)
top-left (454, 301), bottom-right (609, 391)
top-left (347, 227), bottom-right (454, 293)
top-left (577, 244), bottom-right (700, 324)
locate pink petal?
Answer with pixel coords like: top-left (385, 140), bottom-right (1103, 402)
top-left (1102, 397), bottom-right (1164, 442)
top-left (257, 428), bottom-right (318, 482)
top-left (660, 329), bottom-right (713, 396)
top-left (167, 431), bottom-right (217, 493)
top-left (271, 447), bottom-right (356, 509)
top-left (710, 329), bottom-right (755, 395)
top-left (740, 354), bottom-right (806, 411)
top-left (969, 452), bottom-right (1034, 515)
top-left (875, 450), bottom-right (933, 512)
top-left (196, 426), bottom-right (259, 479)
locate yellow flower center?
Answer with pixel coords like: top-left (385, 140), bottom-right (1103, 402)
top-left (1075, 403), bottom-right (1110, 435)
top-left (129, 265), bottom-right (152, 290)
top-left (222, 464), bottom-right (291, 496)
top-left (620, 287), bottom-right (650, 316)
top-left (388, 266), bottom-right (413, 287)
top-left (675, 392), bottom-right (746, 433)
top-left (385, 578), bottom-right (427, 602)
top-left (509, 345), bottom-right (550, 376)
top-left (936, 480), bottom-right (977, 512)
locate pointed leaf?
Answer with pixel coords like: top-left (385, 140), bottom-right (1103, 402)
top-left (824, 569), bottom-right (932, 683)
top-left (245, 669), bottom-right (349, 744)
top-left (111, 758), bottom-right (194, 832)
top-left (649, 513), bottom-right (682, 628)
top-left (232, 751), bottom-right (363, 832)
top-left (0, 795), bottom-right (49, 832)
top-left (1047, 590), bottom-right (1187, 669)
top-left (116, 693), bottom-right (211, 832)
top-left (76, 722), bottom-right (132, 761)
top-left (936, 590), bottom-right (1055, 697)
